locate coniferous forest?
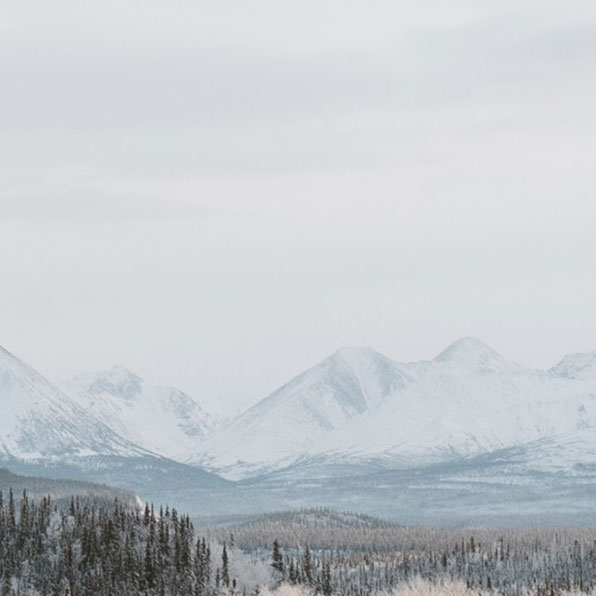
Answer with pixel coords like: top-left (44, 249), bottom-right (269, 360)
top-left (3, 491), bottom-right (596, 595)
top-left (0, 490), bottom-right (218, 595)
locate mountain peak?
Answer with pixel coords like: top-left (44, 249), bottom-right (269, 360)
top-left (0, 346), bottom-right (142, 460)
top-left (324, 346), bottom-right (404, 385)
top-left (434, 337), bottom-right (507, 370)
top-left (551, 351), bottom-right (596, 380)
top-left (0, 344), bottom-right (51, 389)
top-left (87, 365), bottom-right (143, 399)
top-left (328, 346), bottom-right (380, 365)
top-left (0, 344), bottom-right (33, 369)
top-left (61, 366), bottom-right (216, 460)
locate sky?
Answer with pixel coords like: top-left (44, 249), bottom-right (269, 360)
top-left (1, 0), bottom-right (596, 415)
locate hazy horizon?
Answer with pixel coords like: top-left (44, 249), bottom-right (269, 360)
top-left (1, 335), bottom-right (593, 417)
top-left (2, 0), bottom-right (595, 415)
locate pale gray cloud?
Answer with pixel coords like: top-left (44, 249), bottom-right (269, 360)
top-left (1, 0), bottom-right (595, 414)
top-left (0, 196), bottom-right (213, 222)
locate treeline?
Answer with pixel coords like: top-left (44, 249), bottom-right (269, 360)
top-left (205, 509), bottom-right (399, 552)
top-left (0, 468), bottom-right (138, 510)
top-left (4, 490), bottom-right (596, 596)
top-left (207, 515), bottom-right (596, 555)
top-left (0, 489), bottom-right (248, 595)
top-left (266, 531), bottom-right (596, 595)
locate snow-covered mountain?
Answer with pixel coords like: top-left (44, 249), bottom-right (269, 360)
top-left (0, 345), bottom-right (142, 461)
top-left (550, 350), bottom-right (596, 381)
top-left (191, 338), bottom-right (596, 479)
top-left (5, 336), bottom-right (596, 521)
top-left (321, 340), bottom-right (596, 462)
top-left (61, 366), bottom-right (217, 461)
top-left (191, 347), bottom-right (414, 478)
top-left (0, 344), bottom-right (229, 505)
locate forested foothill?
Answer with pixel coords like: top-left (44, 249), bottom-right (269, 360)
top-left (2, 492), bottom-right (596, 595)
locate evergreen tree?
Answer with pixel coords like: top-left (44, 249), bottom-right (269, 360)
top-left (272, 539), bottom-right (284, 575)
top-left (222, 543), bottom-right (230, 588)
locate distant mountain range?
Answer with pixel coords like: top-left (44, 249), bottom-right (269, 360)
top-left (190, 337), bottom-right (596, 479)
top-left (2, 338), bottom-right (596, 524)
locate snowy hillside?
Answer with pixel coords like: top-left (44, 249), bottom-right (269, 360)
top-left (192, 347), bottom-right (414, 478)
top-left (191, 338), bottom-right (596, 479)
top-left (61, 366), bottom-right (217, 461)
top-left (0, 344), bottom-right (229, 507)
top-left (550, 350), bottom-right (596, 381)
top-left (0, 345), bottom-right (142, 461)
top-left (317, 338), bottom-right (594, 462)
top-left (5, 336), bottom-right (596, 521)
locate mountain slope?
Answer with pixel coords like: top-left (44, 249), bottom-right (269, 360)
top-left (319, 338), bottom-right (589, 462)
top-left (191, 338), bottom-right (596, 479)
top-left (0, 345), bottom-right (142, 461)
top-left (192, 347), bottom-right (413, 478)
top-left (61, 366), bottom-right (217, 461)
top-left (550, 350), bottom-right (596, 381)
top-left (0, 344), bottom-right (229, 506)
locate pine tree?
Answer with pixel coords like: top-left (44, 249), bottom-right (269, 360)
top-left (222, 543), bottom-right (231, 587)
top-left (321, 559), bottom-right (332, 596)
top-left (272, 539), bottom-right (284, 575)
top-left (302, 545), bottom-right (313, 585)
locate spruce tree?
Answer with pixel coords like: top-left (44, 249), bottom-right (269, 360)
top-left (222, 543), bottom-right (230, 587)
top-left (271, 539), bottom-right (284, 574)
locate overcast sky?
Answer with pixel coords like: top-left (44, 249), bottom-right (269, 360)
top-left (1, 0), bottom-right (595, 414)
